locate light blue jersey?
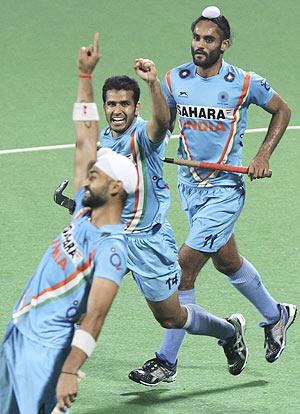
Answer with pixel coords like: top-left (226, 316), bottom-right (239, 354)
top-left (11, 188), bottom-right (128, 349)
top-left (100, 118), bottom-right (170, 233)
top-left (100, 117), bottom-right (181, 301)
top-left (162, 60), bottom-right (275, 187)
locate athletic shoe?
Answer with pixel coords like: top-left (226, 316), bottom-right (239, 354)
top-left (128, 354), bottom-right (177, 386)
top-left (218, 314), bottom-right (248, 376)
top-left (263, 303), bottom-right (297, 363)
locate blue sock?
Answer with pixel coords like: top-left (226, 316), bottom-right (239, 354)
top-left (157, 289), bottom-right (195, 366)
top-left (227, 257), bottom-right (280, 324)
top-left (183, 304), bottom-right (235, 339)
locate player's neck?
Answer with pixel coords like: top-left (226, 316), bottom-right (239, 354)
top-left (196, 59), bottom-right (223, 78)
top-left (90, 202), bottom-right (122, 228)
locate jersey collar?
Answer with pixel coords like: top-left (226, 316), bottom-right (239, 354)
top-left (193, 59), bottom-right (228, 81)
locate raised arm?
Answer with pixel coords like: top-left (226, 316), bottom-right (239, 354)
top-left (134, 58), bottom-right (170, 144)
top-left (73, 33), bottom-right (100, 194)
top-left (248, 93), bottom-right (291, 180)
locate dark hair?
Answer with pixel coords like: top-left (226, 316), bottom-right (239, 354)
top-left (102, 75), bottom-right (140, 105)
top-left (191, 15), bottom-right (231, 41)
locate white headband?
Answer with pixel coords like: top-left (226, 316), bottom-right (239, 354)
top-left (95, 148), bottom-right (138, 194)
top-left (202, 6), bottom-right (221, 19)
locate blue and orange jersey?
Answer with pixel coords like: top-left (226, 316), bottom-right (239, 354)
top-left (162, 60), bottom-right (275, 187)
top-left (100, 118), bottom-right (171, 233)
top-left (12, 189), bottom-right (128, 348)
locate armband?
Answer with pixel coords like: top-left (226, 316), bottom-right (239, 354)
top-left (79, 73), bottom-right (93, 79)
top-left (71, 329), bottom-right (96, 357)
top-left (72, 102), bottom-right (99, 121)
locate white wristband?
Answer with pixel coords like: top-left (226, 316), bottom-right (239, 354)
top-left (73, 102), bottom-right (99, 121)
top-left (71, 329), bottom-right (96, 357)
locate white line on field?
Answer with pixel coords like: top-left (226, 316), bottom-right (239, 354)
top-left (1, 126), bottom-right (299, 156)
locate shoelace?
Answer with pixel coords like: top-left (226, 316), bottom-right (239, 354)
top-left (144, 358), bottom-right (173, 374)
top-left (144, 360), bottom-right (159, 372)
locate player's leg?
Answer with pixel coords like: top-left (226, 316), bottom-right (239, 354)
top-left (156, 244), bottom-right (210, 366)
top-left (156, 184), bottom-right (243, 367)
top-left (178, 243), bottom-right (210, 290)
top-left (129, 288), bottom-right (248, 386)
top-left (127, 215), bottom-right (247, 386)
top-left (212, 234), bottom-right (279, 321)
top-left (212, 234), bottom-right (297, 362)
top-left (154, 184), bottom-right (215, 367)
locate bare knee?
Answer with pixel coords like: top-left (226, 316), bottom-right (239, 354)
top-left (213, 254), bottom-right (243, 274)
top-left (153, 307), bottom-right (187, 329)
top-left (212, 236), bottom-right (243, 275)
top-left (159, 318), bottom-right (181, 329)
top-left (179, 244), bottom-right (210, 289)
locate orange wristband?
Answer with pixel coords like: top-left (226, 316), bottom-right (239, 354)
top-left (79, 73), bottom-right (93, 79)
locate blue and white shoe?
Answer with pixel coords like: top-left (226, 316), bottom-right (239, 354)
top-left (263, 303), bottom-right (297, 363)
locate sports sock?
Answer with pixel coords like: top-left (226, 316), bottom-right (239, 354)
top-left (227, 257), bottom-right (280, 324)
top-left (157, 289), bottom-right (195, 366)
top-left (183, 304), bottom-right (235, 339)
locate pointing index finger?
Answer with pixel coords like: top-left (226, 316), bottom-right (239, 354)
top-left (94, 32), bottom-right (100, 55)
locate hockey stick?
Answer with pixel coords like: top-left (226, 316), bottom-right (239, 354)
top-left (163, 157), bottom-right (272, 177)
top-left (53, 180), bottom-right (76, 214)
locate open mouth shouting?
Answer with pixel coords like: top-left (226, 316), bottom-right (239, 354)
top-left (111, 116), bottom-right (126, 128)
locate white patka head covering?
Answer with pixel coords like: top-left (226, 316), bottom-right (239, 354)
top-left (202, 6), bottom-right (221, 18)
top-left (94, 148), bottom-right (138, 194)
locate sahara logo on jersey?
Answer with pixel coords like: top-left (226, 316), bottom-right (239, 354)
top-left (61, 224), bottom-right (83, 265)
top-left (177, 104), bottom-right (234, 120)
top-left (177, 104), bottom-right (234, 133)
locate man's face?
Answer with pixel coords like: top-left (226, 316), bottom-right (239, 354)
top-left (103, 89), bottom-right (139, 136)
top-left (82, 167), bottom-right (113, 208)
top-left (191, 20), bottom-right (226, 69)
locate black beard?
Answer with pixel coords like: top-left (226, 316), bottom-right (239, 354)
top-left (82, 190), bottom-right (108, 208)
top-left (191, 46), bottom-right (222, 69)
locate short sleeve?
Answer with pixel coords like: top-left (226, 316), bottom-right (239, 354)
top-left (162, 72), bottom-right (177, 108)
top-left (135, 121), bottom-right (168, 154)
top-left (93, 238), bottom-right (128, 286)
top-left (247, 72), bottom-right (275, 108)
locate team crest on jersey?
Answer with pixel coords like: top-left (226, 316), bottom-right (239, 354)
top-left (179, 69), bottom-right (191, 79)
top-left (61, 224), bottom-right (83, 265)
top-left (224, 72), bottom-right (235, 82)
top-left (177, 104), bottom-right (234, 120)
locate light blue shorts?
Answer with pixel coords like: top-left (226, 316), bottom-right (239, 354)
top-left (178, 182), bottom-right (245, 253)
top-left (0, 323), bottom-right (70, 414)
top-left (127, 221), bottom-right (181, 302)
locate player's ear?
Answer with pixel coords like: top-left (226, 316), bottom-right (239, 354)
top-left (220, 39), bottom-right (230, 52)
top-left (135, 102), bottom-right (141, 116)
top-left (110, 180), bottom-right (123, 197)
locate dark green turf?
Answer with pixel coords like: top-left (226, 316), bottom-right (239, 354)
top-left (1, 1), bottom-right (299, 413)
